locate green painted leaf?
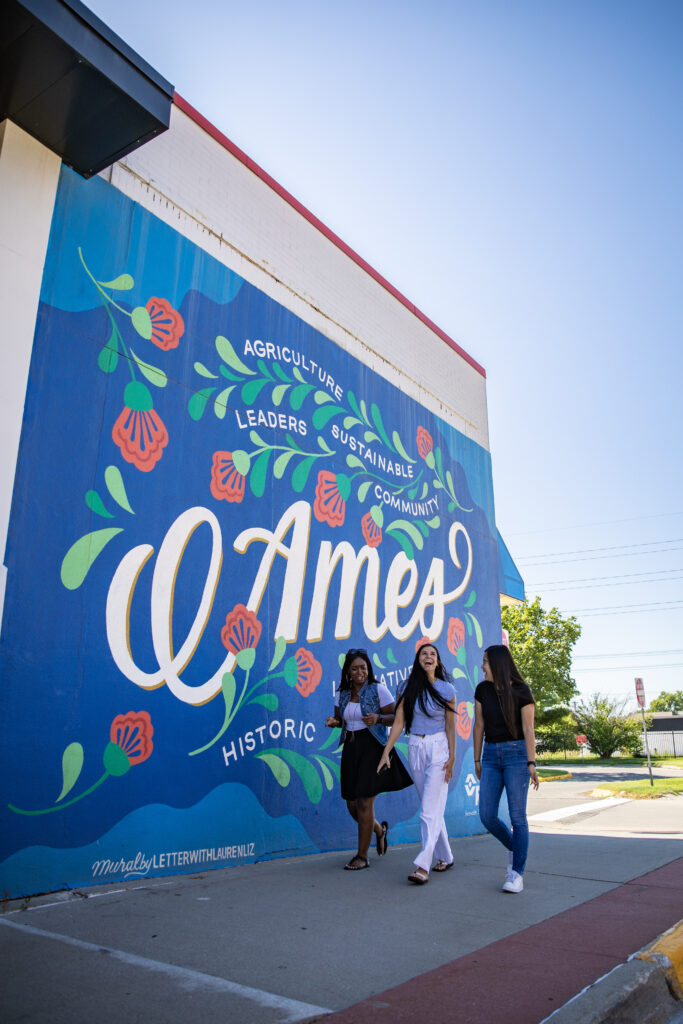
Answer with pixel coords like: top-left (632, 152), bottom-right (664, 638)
top-left (446, 469), bottom-right (455, 496)
top-left (319, 729), bottom-right (341, 752)
top-left (104, 465), bottom-right (134, 514)
top-left (258, 753), bottom-right (291, 787)
top-left (269, 635), bottom-right (287, 670)
top-left (98, 273), bottom-right (134, 290)
top-left (426, 516), bottom-right (440, 528)
top-left (386, 519), bottom-right (424, 549)
top-left (357, 480), bottom-right (372, 502)
top-left (249, 693), bottom-right (279, 711)
top-left (345, 454), bottom-right (364, 470)
top-left (292, 367), bottom-right (306, 383)
top-left (451, 668), bottom-right (467, 680)
top-left (214, 386), bottom-right (234, 419)
top-left (468, 612), bottom-right (483, 648)
top-left (249, 430), bottom-right (267, 448)
top-left (131, 306), bottom-right (152, 339)
top-left (272, 363), bottom-right (291, 383)
top-left (464, 591), bottom-right (476, 608)
top-left (372, 653), bottom-right (385, 669)
top-left (387, 648), bottom-right (397, 665)
top-left (60, 528), bottom-right (123, 590)
top-left (215, 335), bottom-right (255, 375)
top-left (97, 331), bottom-right (119, 373)
top-left (343, 415), bottom-right (361, 429)
top-left (392, 431), bottom-right (415, 463)
top-left (268, 748), bottom-right (323, 804)
top-left (289, 384), bottom-right (313, 410)
top-left (313, 391), bottom-right (335, 405)
top-left (465, 616), bottom-right (472, 637)
top-left (316, 753), bottom-right (341, 780)
top-left (408, 485), bottom-right (418, 499)
top-left (272, 383), bottom-right (289, 406)
top-left (386, 528), bottom-right (414, 561)
top-left (420, 483), bottom-right (429, 499)
top-left (359, 399), bottom-right (370, 424)
top-left (249, 449), bottom-right (272, 497)
top-left (448, 502), bottom-right (455, 512)
top-left (241, 379), bottom-right (268, 403)
top-left (433, 480), bottom-right (444, 489)
top-left (188, 387), bottom-right (216, 420)
top-left (457, 646), bottom-right (468, 666)
top-left (221, 672), bottom-right (236, 722)
top-left (317, 436), bottom-right (333, 454)
top-left (416, 520), bottom-right (429, 537)
top-left (274, 450), bottom-right (296, 478)
top-left (363, 430), bottom-right (380, 444)
top-left (347, 391), bottom-right (362, 419)
top-left (85, 490), bottom-right (113, 518)
top-left (312, 404), bottom-right (342, 429)
top-left (131, 349), bottom-right (167, 388)
top-left (194, 361), bottom-right (219, 378)
top-left (370, 403), bottom-right (394, 450)
top-left (435, 446), bottom-right (444, 477)
top-left (314, 756), bottom-right (335, 791)
top-left (219, 365), bottom-right (243, 381)
top-left (284, 433), bottom-right (302, 452)
top-left (56, 742), bottom-right (84, 802)
top-left (256, 359), bottom-right (273, 380)
top-left (290, 455), bottom-right (316, 492)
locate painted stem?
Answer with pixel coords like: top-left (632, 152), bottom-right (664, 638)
top-left (8, 772), bottom-right (110, 815)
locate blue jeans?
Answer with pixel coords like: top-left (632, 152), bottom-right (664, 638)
top-left (479, 740), bottom-right (530, 875)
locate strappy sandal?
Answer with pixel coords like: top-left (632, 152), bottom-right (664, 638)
top-left (433, 860), bottom-right (454, 872)
top-left (344, 854), bottom-right (370, 870)
top-left (376, 821), bottom-right (388, 857)
top-left (408, 868), bottom-right (429, 884)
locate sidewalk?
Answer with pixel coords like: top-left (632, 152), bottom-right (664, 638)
top-left (2, 826), bottom-right (682, 1023)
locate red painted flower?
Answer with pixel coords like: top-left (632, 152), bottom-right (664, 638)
top-left (457, 700), bottom-right (474, 740)
top-left (313, 470), bottom-right (351, 527)
top-left (112, 381), bottom-right (168, 472)
top-left (137, 297), bottom-right (185, 350)
top-left (103, 710), bottom-right (154, 776)
top-left (416, 426), bottom-right (433, 459)
top-left (447, 617), bottom-right (466, 656)
top-left (211, 451), bottom-right (245, 503)
top-left (221, 604), bottom-right (262, 654)
top-left (284, 647), bottom-right (323, 697)
top-left (361, 507), bottom-right (383, 548)
top-left (415, 635), bottom-right (433, 653)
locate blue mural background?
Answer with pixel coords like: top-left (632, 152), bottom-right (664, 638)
top-left (0, 168), bottom-right (500, 896)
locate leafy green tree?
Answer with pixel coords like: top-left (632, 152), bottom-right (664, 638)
top-left (572, 694), bottom-right (643, 759)
top-left (649, 690), bottom-right (683, 712)
top-left (501, 597), bottom-right (581, 716)
top-left (535, 715), bottom-right (580, 757)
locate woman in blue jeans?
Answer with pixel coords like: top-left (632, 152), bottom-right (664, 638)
top-left (473, 645), bottom-right (539, 893)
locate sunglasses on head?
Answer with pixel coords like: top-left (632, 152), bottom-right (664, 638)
top-left (347, 648), bottom-right (367, 657)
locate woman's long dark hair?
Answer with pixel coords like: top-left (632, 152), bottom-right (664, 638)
top-left (338, 648), bottom-right (377, 691)
top-left (485, 644), bottom-right (528, 739)
top-left (398, 643), bottom-right (453, 732)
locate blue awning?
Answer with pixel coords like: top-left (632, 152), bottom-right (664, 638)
top-left (497, 530), bottom-right (525, 603)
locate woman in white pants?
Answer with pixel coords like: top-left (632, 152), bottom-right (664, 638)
top-left (377, 642), bottom-right (456, 884)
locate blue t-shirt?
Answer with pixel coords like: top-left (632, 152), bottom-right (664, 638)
top-left (400, 679), bottom-right (456, 735)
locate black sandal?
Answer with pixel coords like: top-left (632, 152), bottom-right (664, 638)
top-left (344, 854), bottom-right (370, 870)
top-left (376, 821), bottom-right (388, 857)
top-left (433, 860), bottom-right (454, 872)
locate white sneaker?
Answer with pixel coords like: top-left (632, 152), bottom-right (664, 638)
top-left (502, 870), bottom-right (524, 893)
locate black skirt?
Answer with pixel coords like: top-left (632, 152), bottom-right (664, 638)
top-left (340, 728), bottom-right (413, 801)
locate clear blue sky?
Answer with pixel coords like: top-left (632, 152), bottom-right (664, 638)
top-left (87, 0), bottom-right (683, 709)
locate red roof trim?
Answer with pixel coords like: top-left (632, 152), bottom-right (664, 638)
top-left (173, 92), bottom-right (486, 378)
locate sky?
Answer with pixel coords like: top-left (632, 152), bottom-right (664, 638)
top-left (86, 0), bottom-right (683, 711)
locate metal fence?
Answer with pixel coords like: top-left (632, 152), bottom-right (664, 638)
top-left (639, 731), bottom-right (683, 757)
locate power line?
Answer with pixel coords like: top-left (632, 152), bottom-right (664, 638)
top-left (517, 538), bottom-right (683, 565)
top-left (574, 649), bottom-right (683, 660)
top-left (529, 574), bottom-right (683, 592)
top-left (559, 600), bottom-right (683, 617)
top-left (508, 510), bottom-right (683, 538)
top-left (527, 568), bottom-right (683, 588)
top-left (574, 663), bottom-right (683, 673)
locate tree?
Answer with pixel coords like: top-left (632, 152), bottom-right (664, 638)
top-left (572, 694), bottom-right (643, 759)
top-left (649, 690), bottom-right (683, 713)
top-left (501, 597), bottom-right (581, 717)
top-left (535, 714), bottom-right (580, 757)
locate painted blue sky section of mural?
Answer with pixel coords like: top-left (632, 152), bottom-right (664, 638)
top-left (1, 167), bottom-right (499, 895)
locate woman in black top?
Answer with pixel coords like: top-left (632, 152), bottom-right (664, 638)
top-left (472, 644), bottom-right (538, 893)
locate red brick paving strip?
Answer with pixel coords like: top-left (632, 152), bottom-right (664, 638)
top-left (313, 857), bottom-right (683, 1024)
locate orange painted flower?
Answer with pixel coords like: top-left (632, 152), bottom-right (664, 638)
top-left (457, 700), bottom-right (473, 740)
top-left (447, 617), bottom-right (466, 656)
top-left (210, 451), bottom-right (246, 503)
top-left (221, 604), bottom-right (262, 654)
top-left (103, 710), bottom-right (154, 776)
top-left (133, 297), bottom-right (185, 350)
top-left (361, 507), bottom-right (383, 548)
top-left (284, 647), bottom-right (323, 697)
top-left (112, 381), bottom-right (168, 472)
top-left (313, 470), bottom-right (351, 527)
top-left (416, 426), bottom-right (433, 459)
top-left (415, 635), bottom-right (433, 652)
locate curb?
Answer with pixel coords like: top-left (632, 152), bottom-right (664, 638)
top-left (540, 920), bottom-right (683, 1024)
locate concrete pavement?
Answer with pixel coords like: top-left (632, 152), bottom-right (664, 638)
top-left (1, 765), bottom-right (682, 1023)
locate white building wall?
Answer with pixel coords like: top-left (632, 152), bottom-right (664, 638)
top-left (109, 101), bottom-right (489, 450)
top-left (0, 121), bottom-right (61, 619)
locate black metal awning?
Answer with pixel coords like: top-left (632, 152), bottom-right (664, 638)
top-left (0, 0), bottom-right (173, 177)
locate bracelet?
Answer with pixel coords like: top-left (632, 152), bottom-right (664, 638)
top-left (474, 759), bottom-right (481, 763)
top-left (527, 761), bottom-right (536, 766)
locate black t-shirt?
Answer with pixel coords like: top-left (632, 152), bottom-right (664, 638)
top-left (474, 680), bottom-right (535, 743)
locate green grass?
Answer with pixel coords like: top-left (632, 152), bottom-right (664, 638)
top-left (593, 778), bottom-right (683, 798)
top-left (538, 753), bottom-right (683, 768)
top-left (537, 767), bottom-right (571, 781)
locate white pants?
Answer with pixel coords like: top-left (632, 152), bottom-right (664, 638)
top-left (408, 731), bottom-right (453, 872)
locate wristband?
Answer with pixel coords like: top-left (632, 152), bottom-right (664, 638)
top-left (527, 761), bottom-right (536, 766)
top-left (474, 759), bottom-right (481, 763)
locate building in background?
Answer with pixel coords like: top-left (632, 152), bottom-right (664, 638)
top-left (0, 0), bottom-right (522, 896)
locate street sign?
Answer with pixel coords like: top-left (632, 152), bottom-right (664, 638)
top-left (635, 677), bottom-right (645, 708)
top-left (575, 734), bottom-right (587, 746)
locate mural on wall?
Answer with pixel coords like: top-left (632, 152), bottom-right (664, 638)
top-left (0, 168), bottom-right (499, 896)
